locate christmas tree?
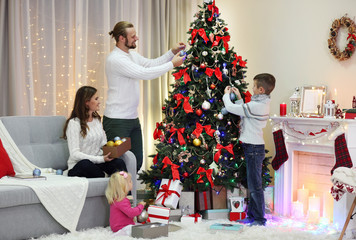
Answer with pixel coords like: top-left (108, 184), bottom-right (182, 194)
top-left (139, 0), bottom-right (272, 193)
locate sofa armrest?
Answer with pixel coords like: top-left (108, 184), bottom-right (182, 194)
top-left (121, 151), bottom-right (137, 205)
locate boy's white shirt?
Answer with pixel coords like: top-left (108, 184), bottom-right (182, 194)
top-left (222, 93), bottom-right (271, 145)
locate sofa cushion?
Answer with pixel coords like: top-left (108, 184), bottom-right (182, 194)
top-left (0, 138), bottom-right (15, 178)
top-left (0, 116), bottom-right (69, 170)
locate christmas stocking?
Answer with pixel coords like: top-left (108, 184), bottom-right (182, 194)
top-left (272, 129), bottom-right (289, 170)
top-left (331, 133), bottom-right (353, 175)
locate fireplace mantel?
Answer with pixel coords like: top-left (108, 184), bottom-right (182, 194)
top-left (270, 116), bottom-right (356, 230)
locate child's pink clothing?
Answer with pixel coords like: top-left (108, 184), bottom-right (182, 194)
top-left (109, 197), bottom-right (144, 232)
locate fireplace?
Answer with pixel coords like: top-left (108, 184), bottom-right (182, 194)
top-left (271, 117), bottom-right (356, 230)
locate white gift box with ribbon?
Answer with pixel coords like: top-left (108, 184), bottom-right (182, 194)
top-left (147, 205), bottom-right (170, 224)
top-left (155, 178), bottom-right (183, 209)
top-left (181, 213), bottom-right (202, 223)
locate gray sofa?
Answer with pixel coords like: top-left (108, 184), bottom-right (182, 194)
top-left (0, 116), bottom-right (137, 240)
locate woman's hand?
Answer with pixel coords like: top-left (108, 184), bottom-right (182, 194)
top-left (104, 152), bottom-right (113, 162)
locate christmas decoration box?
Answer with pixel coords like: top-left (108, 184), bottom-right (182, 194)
top-left (169, 209), bottom-right (182, 222)
top-left (229, 211), bottom-right (247, 221)
top-left (131, 222), bottom-right (168, 239)
top-left (195, 190), bottom-right (212, 211)
top-left (102, 137), bottom-right (131, 158)
top-left (201, 209), bottom-right (229, 220)
top-left (180, 213), bottom-right (202, 223)
top-left (229, 196), bottom-right (245, 212)
top-left (209, 223), bottom-right (244, 232)
top-left (178, 191), bottom-right (195, 214)
top-left (147, 205), bottom-right (170, 224)
top-left (345, 109), bottom-right (356, 119)
top-left (155, 179), bottom-right (183, 209)
top-left (211, 186), bottom-right (227, 209)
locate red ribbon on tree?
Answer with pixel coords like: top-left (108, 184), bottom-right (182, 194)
top-left (153, 154), bottom-right (158, 165)
top-left (153, 122), bottom-right (163, 140)
top-left (173, 93), bottom-right (193, 113)
top-left (212, 35), bottom-right (230, 54)
top-left (173, 68), bottom-right (191, 84)
top-left (232, 54), bottom-right (247, 68)
top-left (156, 179), bottom-right (181, 207)
top-left (192, 122), bottom-right (216, 138)
top-left (207, 0), bottom-right (219, 22)
top-left (191, 28), bottom-right (209, 44)
top-left (347, 33), bottom-right (356, 41)
top-left (214, 143), bottom-right (234, 163)
top-left (188, 213), bottom-right (201, 223)
top-left (162, 157), bottom-right (180, 180)
top-left (169, 127), bottom-right (186, 145)
top-left (244, 91), bottom-right (252, 103)
top-left (196, 167), bottom-right (214, 187)
top-left (205, 67), bottom-right (222, 81)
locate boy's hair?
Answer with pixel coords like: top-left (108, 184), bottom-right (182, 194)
top-left (105, 171), bottom-right (132, 205)
top-left (253, 73), bottom-right (276, 95)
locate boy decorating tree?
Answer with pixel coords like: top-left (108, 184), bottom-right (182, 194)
top-left (223, 73), bottom-right (276, 226)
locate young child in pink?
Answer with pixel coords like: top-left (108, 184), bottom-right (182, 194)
top-left (105, 171), bottom-right (145, 235)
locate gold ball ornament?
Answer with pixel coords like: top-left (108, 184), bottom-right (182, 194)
top-left (106, 141), bottom-right (114, 147)
top-left (114, 140), bottom-right (123, 146)
top-left (193, 138), bottom-right (201, 147)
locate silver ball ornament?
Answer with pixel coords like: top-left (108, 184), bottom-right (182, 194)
top-left (202, 100), bottom-right (211, 110)
top-left (200, 159), bottom-right (206, 164)
top-left (202, 51), bottom-right (208, 56)
top-left (137, 209), bottom-right (148, 223)
top-left (217, 113), bottom-right (224, 120)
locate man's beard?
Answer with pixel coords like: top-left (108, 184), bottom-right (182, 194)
top-left (125, 37), bottom-right (136, 49)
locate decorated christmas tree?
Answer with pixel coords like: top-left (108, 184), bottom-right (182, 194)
top-left (139, 0), bottom-right (272, 193)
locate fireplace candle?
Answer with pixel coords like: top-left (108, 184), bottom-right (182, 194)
top-left (280, 103), bottom-right (287, 116)
top-left (323, 191), bottom-right (334, 221)
top-left (308, 194), bottom-right (320, 212)
top-left (297, 185), bottom-right (309, 214)
top-left (308, 209), bottom-right (320, 224)
top-left (291, 201), bottom-right (304, 219)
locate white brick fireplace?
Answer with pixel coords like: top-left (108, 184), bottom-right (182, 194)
top-left (271, 117), bottom-right (356, 230)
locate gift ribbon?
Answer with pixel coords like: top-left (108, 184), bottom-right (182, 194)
top-left (173, 93), bottom-right (193, 114)
top-left (169, 127), bottom-right (186, 145)
top-left (162, 157), bottom-right (180, 180)
top-left (156, 179), bottom-right (181, 207)
top-left (203, 191), bottom-right (208, 209)
top-left (153, 154), bottom-right (158, 165)
top-left (196, 167), bottom-right (214, 187)
top-left (205, 67), bottom-right (222, 81)
top-left (173, 68), bottom-right (191, 84)
top-left (212, 35), bottom-right (230, 54)
top-left (153, 122), bottom-right (163, 140)
top-left (188, 213), bottom-right (201, 223)
top-left (192, 122), bottom-right (216, 138)
top-left (191, 28), bottom-right (209, 44)
top-left (207, 0), bottom-right (219, 22)
top-left (232, 54), bottom-right (247, 68)
top-left (244, 91), bottom-right (252, 103)
top-left (147, 214), bottom-right (170, 221)
top-left (214, 143), bottom-right (234, 163)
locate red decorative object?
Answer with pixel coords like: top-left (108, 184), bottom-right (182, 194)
top-left (200, 63), bottom-right (206, 69)
top-left (196, 109), bottom-right (203, 116)
top-left (280, 103), bottom-right (287, 116)
top-left (229, 212), bottom-right (246, 221)
top-left (210, 84), bottom-right (216, 89)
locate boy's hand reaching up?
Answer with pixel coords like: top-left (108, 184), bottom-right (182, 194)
top-left (224, 86), bottom-right (231, 94)
top-left (231, 87), bottom-right (242, 100)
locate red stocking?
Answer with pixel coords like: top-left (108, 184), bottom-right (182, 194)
top-left (272, 129), bottom-right (289, 170)
top-left (331, 133), bottom-right (352, 175)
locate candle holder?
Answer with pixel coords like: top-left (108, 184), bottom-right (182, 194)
top-left (324, 100), bottom-right (336, 118)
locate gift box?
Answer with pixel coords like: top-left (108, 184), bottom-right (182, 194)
top-left (229, 211), bottom-right (247, 221)
top-left (178, 191), bottom-right (195, 214)
top-left (229, 196), bottom-right (245, 212)
top-left (147, 205), bottom-right (170, 224)
top-left (181, 213), bottom-right (202, 223)
top-left (155, 179), bottom-right (183, 209)
top-left (169, 209), bottom-right (182, 222)
top-left (210, 223), bottom-right (244, 231)
top-left (345, 112), bottom-right (356, 119)
top-left (201, 209), bottom-right (229, 220)
top-left (131, 223), bottom-right (168, 239)
top-left (211, 186), bottom-right (227, 209)
top-left (195, 190), bottom-right (212, 211)
top-left (102, 137), bottom-right (131, 158)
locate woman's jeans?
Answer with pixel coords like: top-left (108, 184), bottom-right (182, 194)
top-left (242, 143), bottom-right (266, 224)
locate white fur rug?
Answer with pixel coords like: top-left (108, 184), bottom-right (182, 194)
top-left (34, 217), bottom-right (341, 240)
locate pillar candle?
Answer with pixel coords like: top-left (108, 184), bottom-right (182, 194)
top-left (323, 191), bottom-right (334, 221)
top-left (297, 185), bottom-right (309, 214)
top-left (280, 103), bottom-right (287, 116)
top-left (291, 201), bottom-right (304, 219)
top-left (308, 209), bottom-right (320, 224)
top-left (308, 194), bottom-right (320, 212)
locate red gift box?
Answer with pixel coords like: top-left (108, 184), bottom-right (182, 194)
top-left (229, 212), bottom-right (246, 221)
top-left (345, 112), bottom-right (356, 119)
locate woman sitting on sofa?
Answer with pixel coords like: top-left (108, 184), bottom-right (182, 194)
top-left (63, 86), bottom-right (127, 178)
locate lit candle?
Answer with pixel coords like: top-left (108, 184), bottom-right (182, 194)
top-left (280, 103), bottom-right (287, 116)
top-left (297, 185), bottom-right (309, 215)
top-left (323, 191), bottom-right (334, 221)
top-left (291, 201), bottom-right (304, 219)
top-left (308, 194), bottom-right (320, 212)
top-left (308, 209), bottom-right (320, 224)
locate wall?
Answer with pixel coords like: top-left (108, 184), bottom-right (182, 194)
top-left (218, 0), bottom-right (356, 181)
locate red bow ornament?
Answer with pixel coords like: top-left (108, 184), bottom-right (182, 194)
top-left (153, 122), bottom-right (163, 140)
top-left (347, 33), bottom-right (356, 41)
top-left (196, 167), bottom-right (214, 187)
top-left (169, 127), bottom-right (186, 145)
top-left (232, 54), bottom-right (247, 68)
top-left (192, 122), bottom-right (216, 138)
top-left (212, 35), bottom-right (230, 54)
top-left (173, 68), bottom-right (191, 84)
top-left (205, 67), bottom-right (222, 82)
top-left (244, 91), bottom-right (252, 103)
top-left (207, 0), bottom-right (219, 22)
top-left (173, 93), bottom-right (193, 114)
top-left (191, 28), bottom-right (209, 44)
top-left (162, 157), bottom-right (180, 180)
top-left (214, 143), bottom-right (234, 163)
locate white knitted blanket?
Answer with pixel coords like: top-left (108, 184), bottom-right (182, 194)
top-left (0, 120), bottom-right (88, 232)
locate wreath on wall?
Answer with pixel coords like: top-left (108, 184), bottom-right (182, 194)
top-left (328, 16), bottom-right (356, 61)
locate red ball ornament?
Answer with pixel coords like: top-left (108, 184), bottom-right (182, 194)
top-left (210, 84), bottom-right (216, 90)
top-left (196, 109), bottom-right (203, 116)
top-left (200, 63), bottom-right (206, 69)
top-left (183, 172), bottom-right (189, 178)
top-left (162, 106), bottom-right (166, 110)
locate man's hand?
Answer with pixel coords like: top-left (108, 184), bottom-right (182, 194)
top-left (224, 86), bottom-right (231, 94)
top-left (172, 42), bottom-right (186, 55)
top-left (172, 52), bottom-right (185, 67)
top-left (231, 87), bottom-right (242, 100)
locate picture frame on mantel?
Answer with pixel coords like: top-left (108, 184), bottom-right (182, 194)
top-left (299, 86), bottom-right (326, 117)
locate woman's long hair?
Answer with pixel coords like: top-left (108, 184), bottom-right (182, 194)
top-left (62, 86), bottom-right (101, 139)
